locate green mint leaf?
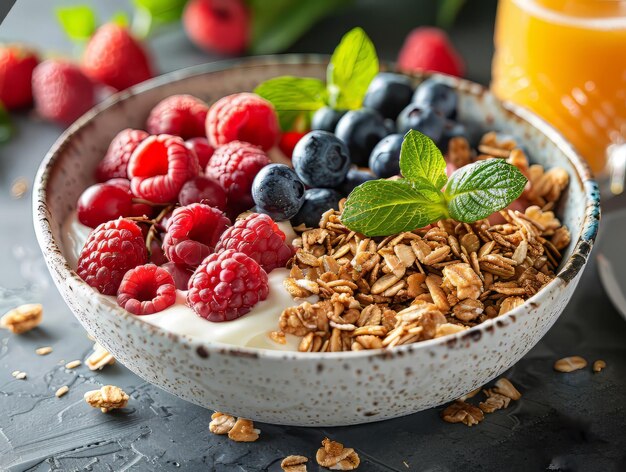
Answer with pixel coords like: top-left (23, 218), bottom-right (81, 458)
top-left (56, 5), bottom-right (97, 41)
top-left (111, 11), bottom-right (130, 28)
top-left (341, 179), bottom-right (449, 237)
top-left (0, 103), bottom-right (14, 144)
top-left (400, 130), bottom-right (448, 190)
top-left (437, 0), bottom-right (467, 28)
top-left (445, 159), bottom-right (527, 223)
top-left (254, 76), bottom-right (327, 130)
top-left (132, 0), bottom-right (186, 22)
top-left (327, 27), bottom-right (378, 110)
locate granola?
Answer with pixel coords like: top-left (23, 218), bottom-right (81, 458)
top-left (277, 196), bottom-right (567, 351)
top-left (554, 356), bottom-right (587, 373)
top-left (281, 455), bottom-right (308, 472)
top-left (316, 438), bottom-right (360, 470)
top-left (227, 418), bottom-right (260, 442)
top-left (209, 412), bottom-right (236, 435)
top-left (84, 385), bottom-right (129, 412)
top-left (1, 303), bottom-right (43, 334)
top-left (441, 400), bottom-right (484, 426)
top-left (593, 360), bottom-right (606, 373)
top-left (85, 343), bottom-right (116, 370)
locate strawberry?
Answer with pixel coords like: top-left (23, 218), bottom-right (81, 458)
top-left (32, 60), bottom-right (95, 125)
top-left (183, 0), bottom-right (249, 55)
top-left (0, 45), bottom-right (39, 110)
top-left (397, 27), bottom-right (465, 77)
top-left (82, 23), bottom-right (153, 91)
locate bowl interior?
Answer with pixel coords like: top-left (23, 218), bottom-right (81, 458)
top-left (35, 56), bottom-right (599, 349)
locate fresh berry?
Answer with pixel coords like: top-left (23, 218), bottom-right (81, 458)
top-left (0, 45), bottom-right (38, 110)
top-left (216, 213), bottom-right (293, 272)
top-left (77, 182), bottom-right (134, 228)
top-left (396, 104), bottom-right (446, 142)
top-left (384, 118), bottom-right (397, 134)
top-left (291, 188), bottom-right (342, 228)
top-left (128, 134), bottom-right (200, 203)
top-left (148, 237), bottom-right (168, 266)
top-left (292, 130), bottom-right (351, 188)
top-left (32, 60), bottom-right (95, 124)
top-left (206, 93), bottom-right (279, 151)
top-left (107, 178), bottom-right (153, 218)
top-left (311, 106), bottom-right (347, 132)
top-left (369, 134), bottom-right (403, 178)
top-left (363, 73), bottom-right (413, 120)
top-left (397, 27), bottom-right (465, 77)
top-left (413, 78), bottom-right (458, 118)
top-left (187, 249), bottom-right (269, 322)
top-left (82, 23), bottom-right (153, 91)
top-left (163, 203), bottom-right (230, 268)
top-left (335, 109), bottom-right (389, 167)
top-left (337, 168), bottom-right (376, 196)
top-left (185, 137), bottom-right (214, 169)
top-left (178, 175), bottom-right (227, 210)
top-left (205, 140), bottom-right (270, 213)
top-left (183, 0), bottom-right (249, 55)
top-left (251, 164), bottom-right (305, 221)
top-left (161, 262), bottom-right (194, 290)
top-left (117, 264), bottom-right (176, 315)
top-left (147, 94), bottom-right (209, 139)
top-left (278, 131), bottom-right (307, 159)
top-left (77, 218), bottom-right (148, 295)
top-left (96, 128), bottom-right (149, 181)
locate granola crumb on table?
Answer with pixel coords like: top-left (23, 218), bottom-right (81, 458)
top-left (593, 360), bottom-right (607, 373)
top-left (316, 438), bottom-right (360, 470)
top-left (227, 418), bottom-right (260, 442)
top-left (554, 356), bottom-right (588, 373)
top-left (84, 385), bottom-right (129, 413)
top-left (281, 455), bottom-right (308, 472)
top-left (1, 303), bottom-right (43, 334)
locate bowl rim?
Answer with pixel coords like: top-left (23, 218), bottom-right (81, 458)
top-left (33, 54), bottom-right (600, 361)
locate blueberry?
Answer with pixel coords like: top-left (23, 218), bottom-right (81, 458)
top-left (251, 164), bottom-right (305, 221)
top-left (311, 107), bottom-right (347, 132)
top-left (413, 78), bottom-right (457, 118)
top-left (335, 109), bottom-right (390, 167)
top-left (337, 168), bottom-right (376, 196)
top-left (396, 104), bottom-right (446, 142)
top-left (439, 120), bottom-right (468, 150)
top-left (291, 188), bottom-right (343, 228)
top-left (369, 134), bottom-right (404, 178)
top-left (384, 118), bottom-right (397, 134)
top-left (363, 73), bottom-right (414, 120)
top-left (292, 130), bottom-right (351, 188)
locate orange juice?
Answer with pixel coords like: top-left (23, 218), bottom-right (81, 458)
top-left (492, 0), bottom-right (626, 175)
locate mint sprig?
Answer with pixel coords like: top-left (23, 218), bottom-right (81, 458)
top-left (254, 27), bottom-right (378, 131)
top-left (341, 130), bottom-right (528, 236)
top-left (56, 5), bottom-right (97, 41)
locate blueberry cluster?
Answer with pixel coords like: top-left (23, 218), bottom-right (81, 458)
top-left (251, 74), bottom-right (466, 228)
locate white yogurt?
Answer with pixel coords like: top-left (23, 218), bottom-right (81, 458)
top-left (62, 212), bottom-right (303, 350)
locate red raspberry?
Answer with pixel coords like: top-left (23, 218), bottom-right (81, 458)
top-left (96, 128), bottom-right (149, 181)
top-left (163, 203), bottom-right (230, 268)
top-left (0, 44), bottom-right (39, 110)
top-left (187, 249), bottom-right (268, 322)
top-left (205, 141), bottom-right (270, 213)
top-left (185, 137), bottom-right (214, 169)
top-left (107, 178), bottom-right (153, 218)
top-left (82, 23), bottom-right (153, 91)
top-left (206, 93), bottom-right (279, 151)
top-left (215, 213), bottom-right (293, 273)
top-left (32, 59), bottom-right (95, 124)
top-left (117, 264), bottom-right (176, 315)
top-left (128, 134), bottom-right (200, 203)
top-left (147, 94), bottom-right (209, 139)
top-left (183, 0), bottom-right (249, 55)
top-left (278, 131), bottom-right (307, 159)
top-left (397, 27), bottom-right (465, 77)
top-left (77, 219), bottom-right (148, 295)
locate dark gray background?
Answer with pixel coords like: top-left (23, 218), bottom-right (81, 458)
top-left (1, 1), bottom-right (625, 471)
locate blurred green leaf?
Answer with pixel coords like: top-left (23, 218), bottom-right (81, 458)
top-left (247, 0), bottom-right (352, 55)
top-left (111, 11), bottom-right (130, 28)
top-left (133, 0), bottom-right (186, 22)
top-left (56, 5), bottom-right (97, 41)
top-left (0, 103), bottom-right (14, 145)
top-left (437, 0), bottom-right (466, 29)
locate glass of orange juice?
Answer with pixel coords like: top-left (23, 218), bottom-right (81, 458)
top-left (492, 0), bottom-right (626, 193)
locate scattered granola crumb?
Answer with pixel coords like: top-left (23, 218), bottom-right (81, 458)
top-left (441, 400), bottom-right (484, 427)
top-left (65, 360), bottom-right (82, 369)
top-left (1, 303), bottom-right (43, 334)
top-left (269, 330), bottom-right (287, 345)
top-left (316, 438), bottom-right (360, 470)
top-left (12, 371), bottom-right (27, 380)
top-left (493, 378), bottom-right (522, 400)
top-left (11, 177), bottom-right (28, 199)
top-left (281, 455), bottom-right (308, 472)
top-left (209, 412), bottom-right (236, 435)
top-left (593, 360), bottom-right (606, 373)
top-left (11, 370), bottom-right (20, 377)
top-left (554, 356), bottom-right (588, 373)
top-left (84, 385), bottom-right (129, 412)
top-left (85, 343), bottom-right (115, 370)
top-left (459, 387), bottom-right (481, 401)
top-left (55, 385), bottom-right (69, 398)
top-left (227, 418), bottom-right (260, 442)
top-left (479, 389), bottom-right (511, 413)
top-left (35, 346), bottom-right (53, 356)
top-left (403, 460), bottom-right (410, 469)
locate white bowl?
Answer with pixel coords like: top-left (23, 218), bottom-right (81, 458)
top-left (33, 56), bottom-right (600, 426)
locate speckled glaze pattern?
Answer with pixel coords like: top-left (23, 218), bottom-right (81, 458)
top-left (33, 56), bottom-right (600, 426)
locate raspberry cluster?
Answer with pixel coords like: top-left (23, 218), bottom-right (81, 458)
top-left (76, 92), bottom-right (292, 321)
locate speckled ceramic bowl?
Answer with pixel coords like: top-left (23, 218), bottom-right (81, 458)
top-left (33, 56), bottom-right (599, 426)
